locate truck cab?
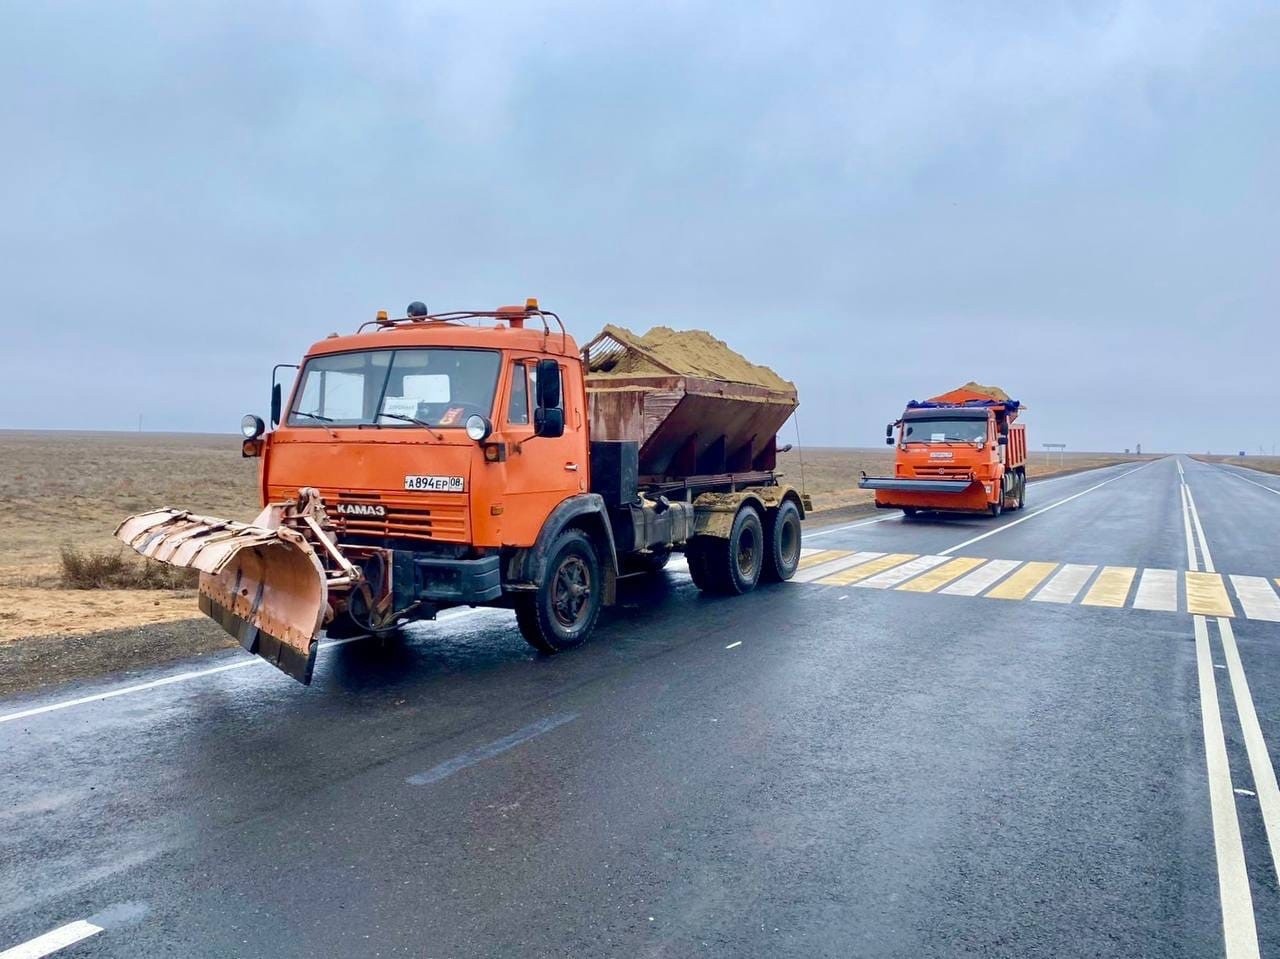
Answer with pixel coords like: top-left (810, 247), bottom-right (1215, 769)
top-left (859, 386), bottom-right (1027, 517)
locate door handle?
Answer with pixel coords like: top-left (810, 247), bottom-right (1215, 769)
top-left (565, 463), bottom-right (579, 471)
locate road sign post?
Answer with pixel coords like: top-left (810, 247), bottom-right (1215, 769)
top-left (1043, 442), bottom-right (1066, 468)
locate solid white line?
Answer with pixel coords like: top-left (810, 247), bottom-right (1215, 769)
top-left (939, 559), bottom-right (1020, 597)
top-left (938, 462), bottom-right (1153, 556)
top-left (1185, 485), bottom-right (1216, 573)
top-left (0, 920), bottom-right (104, 959)
top-left (725, 641), bottom-right (742, 650)
top-left (1180, 483), bottom-right (1198, 571)
top-left (1218, 617), bottom-right (1280, 888)
top-left (805, 514), bottom-right (899, 538)
top-left (0, 609), bottom-right (492, 726)
top-left (1193, 615), bottom-right (1261, 958)
top-left (1218, 466), bottom-right (1280, 497)
top-left (852, 554), bottom-right (949, 590)
top-left (1231, 576), bottom-right (1280, 623)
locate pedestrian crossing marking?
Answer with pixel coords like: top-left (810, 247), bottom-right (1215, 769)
top-left (786, 549), bottom-right (1280, 622)
top-left (1032, 564), bottom-right (1096, 604)
top-left (941, 559), bottom-right (1021, 597)
top-left (853, 554), bottom-right (950, 590)
top-left (1231, 576), bottom-right (1280, 623)
top-left (986, 562), bottom-right (1059, 601)
top-left (1186, 571), bottom-right (1234, 617)
top-left (1133, 568), bottom-right (1178, 612)
top-left (897, 556), bottom-right (986, 593)
top-left (797, 549), bottom-right (845, 570)
top-left (1081, 566), bottom-right (1137, 608)
top-left (818, 553), bottom-right (916, 586)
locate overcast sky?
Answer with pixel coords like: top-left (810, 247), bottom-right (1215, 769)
top-left (2, 1), bottom-right (1277, 452)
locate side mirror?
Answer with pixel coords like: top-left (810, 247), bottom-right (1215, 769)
top-left (534, 406), bottom-right (565, 438)
top-left (535, 359), bottom-right (561, 409)
top-left (271, 383), bottom-right (283, 426)
top-left (998, 432), bottom-right (1008, 446)
top-left (885, 424), bottom-right (893, 437)
top-left (885, 436), bottom-right (894, 445)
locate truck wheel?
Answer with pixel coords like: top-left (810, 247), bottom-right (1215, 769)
top-left (989, 489), bottom-right (1003, 517)
top-left (696, 506), bottom-right (764, 595)
top-left (763, 500), bottom-right (802, 582)
top-left (516, 528), bottom-right (603, 654)
top-left (1015, 472), bottom-right (1026, 510)
top-left (902, 507), bottom-right (918, 519)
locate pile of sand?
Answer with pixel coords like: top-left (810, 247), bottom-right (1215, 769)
top-left (586, 324), bottom-right (794, 392)
top-left (954, 381), bottom-right (1011, 402)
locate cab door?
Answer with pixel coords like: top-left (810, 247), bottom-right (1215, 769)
top-left (498, 356), bottom-right (586, 547)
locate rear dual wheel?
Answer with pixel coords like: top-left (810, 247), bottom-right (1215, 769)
top-left (689, 506), bottom-right (764, 595)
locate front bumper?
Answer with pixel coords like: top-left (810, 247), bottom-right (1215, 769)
top-left (858, 475), bottom-right (974, 494)
top-left (393, 552), bottom-right (503, 605)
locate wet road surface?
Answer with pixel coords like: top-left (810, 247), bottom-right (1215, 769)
top-left (4, 457), bottom-right (1280, 957)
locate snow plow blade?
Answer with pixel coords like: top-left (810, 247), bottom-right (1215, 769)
top-left (114, 509), bottom-right (330, 684)
top-left (857, 476), bottom-right (974, 494)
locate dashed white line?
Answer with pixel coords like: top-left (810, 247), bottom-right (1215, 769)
top-left (0, 920), bottom-right (103, 959)
top-left (725, 641), bottom-right (742, 650)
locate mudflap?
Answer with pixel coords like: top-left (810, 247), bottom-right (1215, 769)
top-left (115, 508), bottom-right (330, 684)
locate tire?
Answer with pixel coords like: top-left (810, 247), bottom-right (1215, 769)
top-left (516, 528), bottom-right (603, 653)
top-left (902, 507), bottom-right (918, 519)
top-left (692, 506), bottom-right (765, 595)
top-left (763, 500), bottom-right (802, 582)
top-left (686, 539), bottom-right (714, 591)
top-left (989, 491), bottom-right (1003, 517)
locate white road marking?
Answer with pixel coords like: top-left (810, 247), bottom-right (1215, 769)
top-left (1219, 467), bottom-right (1280, 498)
top-left (1133, 568), bottom-right (1179, 612)
top-left (1193, 615), bottom-right (1261, 958)
top-left (0, 609), bottom-right (492, 726)
top-left (1237, 788), bottom-right (1257, 797)
top-left (406, 712), bottom-right (577, 786)
top-left (938, 462), bottom-right (1155, 556)
top-left (725, 641), bottom-right (742, 650)
top-left (1230, 576), bottom-right (1280, 623)
top-left (1180, 484), bottom-right (1198, 571)
top-left (792, 550), bottom-right (886, 584)
top-left (1031, 564), bottom-right (1096, 604)
top-left (939, 559), bottom-right (1020, 597)
top-left (0, 920), bottom-right (103, 959)
top-left (852, 554), bottom-right (949, 589)
top-left (1217, 617), bottom-right (1280, 887)
top-left (805, 514), bottom-right (900, 538)
top-left (1185, 485), bottom-right (1216, 572)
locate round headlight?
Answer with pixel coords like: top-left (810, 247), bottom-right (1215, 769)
top-left (465, 414), bottom-right (492, 442)
top-left (241, 413), bottom-right (265, 439)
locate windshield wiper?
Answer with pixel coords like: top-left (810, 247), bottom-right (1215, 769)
top-left (292, 410), bottom-right (337, 437)
top-left (378, 412), bottom-right (445, 441)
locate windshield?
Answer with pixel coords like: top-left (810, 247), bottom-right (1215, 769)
top-left (902, 416), bottom-right (988, 444)
top-left (288, 349), bottom-right (501, 428)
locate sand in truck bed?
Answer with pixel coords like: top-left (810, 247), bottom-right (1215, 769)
top-left (585, 324), bottom-right (795, 392)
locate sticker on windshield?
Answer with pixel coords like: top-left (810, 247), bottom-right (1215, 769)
top-left (404, 475), bottom-right (465, 493)
top-left (931, 432), bottom-right (947, 442)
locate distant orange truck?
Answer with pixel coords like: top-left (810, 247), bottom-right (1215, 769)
top-left (859, 385), bottom-right (1027, 517)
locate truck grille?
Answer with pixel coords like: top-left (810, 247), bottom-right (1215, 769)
top-left (319, 491), bottom-right (469, 544)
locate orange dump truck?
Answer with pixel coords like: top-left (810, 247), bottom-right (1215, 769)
top-left (116, 302), bottom-right (806, 684)
top-left (858, 384), bottom-right (1027, 518)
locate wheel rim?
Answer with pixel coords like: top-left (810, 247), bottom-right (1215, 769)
top-left (551, 555), bottom-right (592, 629)
top-left (779, 515), bottom-right (800, 568)
top-left (736, 523), bottom-right (759, 579)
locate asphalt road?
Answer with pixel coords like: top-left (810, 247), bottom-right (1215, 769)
top-left (4, 456), bottom-right (1280, 958)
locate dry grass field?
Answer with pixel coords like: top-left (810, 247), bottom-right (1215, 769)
top-left (0, 430), bottom-right (1141, 642)
top-left (1192, 454), bottom-right (1280, 476)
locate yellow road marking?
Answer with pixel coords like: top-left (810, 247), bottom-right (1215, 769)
top-left (797, 549), bottom-right (846, 570)
top-left (1081, 566), bottom-right (1137, 607)
top-left (985, 562), bottom-right (1059, 600)
top-left (1187, 572), bottom-right (1234, 617)
top-left (818, 553), bottom-right (917, 586)
top-left (897, 557), bottom-right (986, 593)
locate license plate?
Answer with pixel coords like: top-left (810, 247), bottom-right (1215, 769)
top-left (404, 475), bottom-right (465, 493)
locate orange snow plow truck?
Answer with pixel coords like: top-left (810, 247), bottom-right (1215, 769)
top-left (858, 383), bottom-right (1027, 518)
top-left (116, 301), bottom-right (806, 685)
